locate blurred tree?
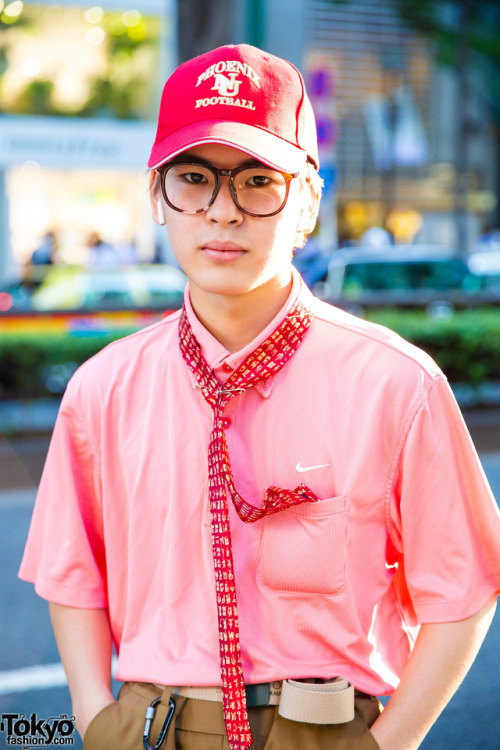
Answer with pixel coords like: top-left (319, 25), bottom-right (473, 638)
top-left (17, 79), bottom-right (58, 115)
top-left (177, 0), bottom-right (236, 62)
top-left (394, 1), bottom-right (500, 72)
top-left (0, 15), bottom-right (30, 31)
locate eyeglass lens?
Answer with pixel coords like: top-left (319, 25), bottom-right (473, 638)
top-left (162, 164), bottom-right (289, 216)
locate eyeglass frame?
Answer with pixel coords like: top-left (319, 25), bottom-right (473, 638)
top-left (157, 160), bottom-right (300, 218)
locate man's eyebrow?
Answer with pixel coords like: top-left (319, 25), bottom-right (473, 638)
top-left (166, 155), bottom-right (271, 169)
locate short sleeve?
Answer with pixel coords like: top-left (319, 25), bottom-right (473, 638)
top-left (388, 376), bottom-right (500, 625)
top-left (18, 383), bottom-right (107, 608)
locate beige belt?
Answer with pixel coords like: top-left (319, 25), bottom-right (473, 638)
top-left (171, 677), bottom-right (355, 724)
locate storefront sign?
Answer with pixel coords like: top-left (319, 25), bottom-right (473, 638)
top-left (0, 116), bottom-right (156, 169)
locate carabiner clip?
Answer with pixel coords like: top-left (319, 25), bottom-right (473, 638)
top-left (143, 696), bottom-right (176, 750)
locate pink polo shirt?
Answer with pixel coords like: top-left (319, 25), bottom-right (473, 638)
top-left (19, 273), bottom-right (500, 696)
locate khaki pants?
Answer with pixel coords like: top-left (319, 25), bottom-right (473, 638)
top-left (83, 682), bottom-right (381, 750)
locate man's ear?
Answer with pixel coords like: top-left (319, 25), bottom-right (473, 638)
top-left (149, 170), bottom-right (165, 225)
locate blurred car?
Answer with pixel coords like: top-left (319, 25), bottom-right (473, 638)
top-left (466, 251), bottom-right (500, 296)
top-left (314, 245), bottom-right (500, 315)
top-left (292, 242), bottom-right (332, 288)
top-left (473, 230), bottom-right (500, 254)
top-left (0, 264), bottom-right (187, 313)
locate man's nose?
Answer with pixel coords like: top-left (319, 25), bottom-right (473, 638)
top-left (205, 176), bottom-right (243, 224)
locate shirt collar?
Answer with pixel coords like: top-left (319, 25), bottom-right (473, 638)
top-left (183, 269), bottom-right (314, 399)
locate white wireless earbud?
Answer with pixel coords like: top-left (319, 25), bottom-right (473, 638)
top-left (156, 200), bottom-right (166, 225)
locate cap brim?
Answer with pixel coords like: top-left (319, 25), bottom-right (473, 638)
top-left (148, 120), bottom-right (309, 173)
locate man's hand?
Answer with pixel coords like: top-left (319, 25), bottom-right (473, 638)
top-left (369, 596), bottom-right (496, 750)
top-left (73, 689), bottom-right (115, 739)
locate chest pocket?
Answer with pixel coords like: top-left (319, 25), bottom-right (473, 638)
top-left (258, 495), bottom-right (349, 596)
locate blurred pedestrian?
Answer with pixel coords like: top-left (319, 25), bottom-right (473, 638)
top-left (20, 44), bottom-right (500, 750)
top-left (30, 230), bottom-right (57, 265)
top-left (87, 231), bottom-right (119, 266)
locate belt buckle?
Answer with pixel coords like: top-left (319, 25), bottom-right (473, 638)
top-left (245, 683), bottom-right (271, 707)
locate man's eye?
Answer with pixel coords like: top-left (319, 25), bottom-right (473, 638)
top-left (247, 174), bottom-right (272, 187)
top-left (184, 171), bottom-right (207, 184)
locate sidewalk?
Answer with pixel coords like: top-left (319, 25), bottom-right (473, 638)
top-left (463, 407), bottom-right (500, 453)
top-left (0, 397), bottom-right (61, 436)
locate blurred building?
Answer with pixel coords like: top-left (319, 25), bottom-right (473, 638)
top-left (0, 0), bottom-right (176, 281)
top-left (303, 0), bottom-right (497, 249)
top-left (235, 0), bottom-right (498, 250)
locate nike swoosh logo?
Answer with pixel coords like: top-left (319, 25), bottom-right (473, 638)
top-left (296, 462), bottom-right (330, 473)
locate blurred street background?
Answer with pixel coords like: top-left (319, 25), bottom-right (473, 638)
top-left (1, 0), bottom-right (500, 748)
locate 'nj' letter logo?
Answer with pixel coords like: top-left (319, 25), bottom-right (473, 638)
top-left (211, 73), bottom-right (241, 97)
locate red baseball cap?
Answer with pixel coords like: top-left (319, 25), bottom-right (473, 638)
top-left (148, 44), bottom-right (319, 173)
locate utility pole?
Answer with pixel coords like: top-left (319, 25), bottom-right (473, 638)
top-left (177, 0), bottom-right (235, 62)
top-left (455, 0), bottom-right (472, 258)
top-left (246, 0), bottom-right (265, 48)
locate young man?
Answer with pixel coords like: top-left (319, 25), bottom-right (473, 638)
top-left (20, 44), bottom-right (500, 750)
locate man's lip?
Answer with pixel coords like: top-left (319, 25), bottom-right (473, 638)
top-left (201, 242), bottom-right (246, 252)
top-left (201, 242), bottom-right (247, 261)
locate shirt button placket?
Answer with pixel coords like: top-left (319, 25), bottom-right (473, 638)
top-left (221, 363), bottom-right (233, 428)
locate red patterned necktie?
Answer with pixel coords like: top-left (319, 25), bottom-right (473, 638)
top-left (179, 294), bottom-right (320, 750)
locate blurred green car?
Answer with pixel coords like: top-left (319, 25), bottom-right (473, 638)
top-left (19, 264), bottom-right (187, 312)
top-left (315, 245), bottom-right (500, 315)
